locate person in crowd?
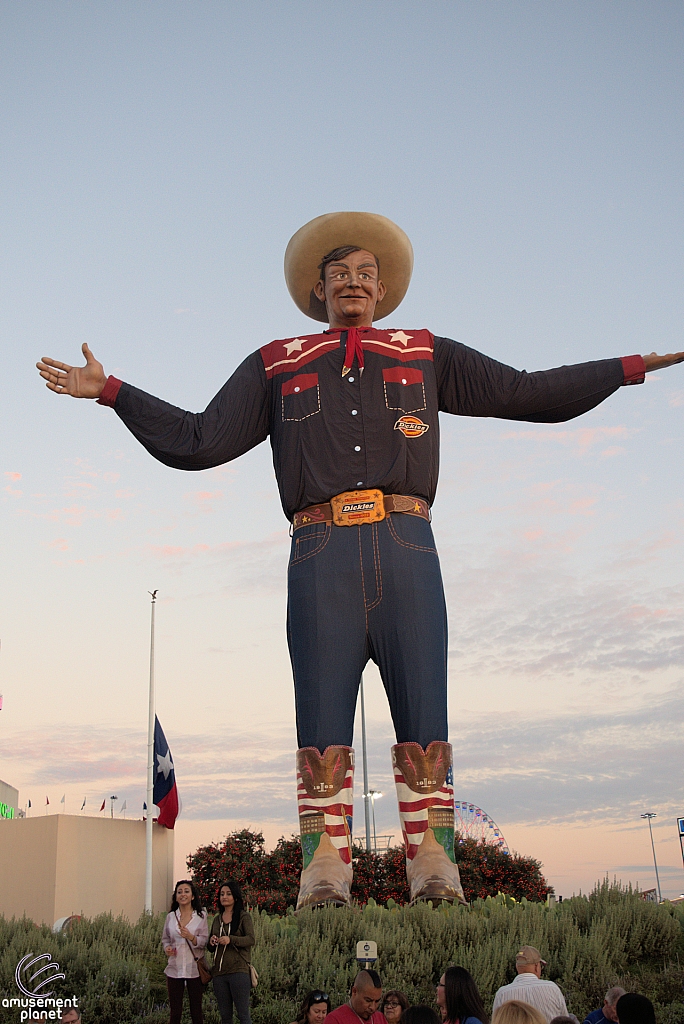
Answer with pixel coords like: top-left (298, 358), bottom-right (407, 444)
top-left (550, 1017), bottom-right (580, 1024)
top-left (382, 990), bottom-right (410, 1024)
top-left (209, 879), bottom-right (256, 1024)
top-left (436, 966), bottom-right (488, 1024)
top-left (492, 1002), bottom-right (547, 1024)
top-left (492, 947), bottom-right (568, 1023)
top-left (162, 879), bottom-right (209, 1024)
top-left (60, 1012), bottom-right (81, 1023)
top-left (582, 989), bottom-right (626, 1024)
top-left (291, 990), bottom-right (332, 1024)
top-left (615, 994), bottom-right (655, 1024)
top-left (326, 970), bottom-right (387, 1024)
top-left (403, 1009), bottom-right (441, 1024)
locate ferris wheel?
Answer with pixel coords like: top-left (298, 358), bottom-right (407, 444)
top-left (454, 801), bottom-right (510, 853)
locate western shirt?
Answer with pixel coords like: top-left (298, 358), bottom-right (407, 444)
top-left (98, 328), bottom-right (645, 521)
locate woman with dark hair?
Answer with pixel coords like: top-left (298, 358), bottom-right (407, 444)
top-left (161, 879), bottom-right (209, 1024)
top-left (209, 879), bottom-right (255, 1024)
top-left (291, 990), bottom-right (332, 1024)
top-left (382, 991), bottom-right (410, 1024)
top-left (436, 967), bottom-right (488, 1024)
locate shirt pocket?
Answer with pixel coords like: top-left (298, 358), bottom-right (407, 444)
top-left (382, 367), bottom-right (426, 413)
top-left (282, 373), bottom-right (320, 421)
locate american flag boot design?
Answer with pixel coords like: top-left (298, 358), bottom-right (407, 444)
top-left (392, 741), bottom-right (466, 905)
top-left (295, 745), bottom-right (354, 910)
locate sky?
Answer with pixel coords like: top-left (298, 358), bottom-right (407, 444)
top-left (1, 1), bottom-right (684, 900)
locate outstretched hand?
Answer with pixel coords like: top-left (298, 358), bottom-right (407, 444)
top-left (643, 351), bottom-right (684, 372)
top-left (36, 343), bottom-right (107, 398)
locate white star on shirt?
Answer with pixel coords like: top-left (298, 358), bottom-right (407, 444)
top-left (156, 748), bottom-right (174, 780)
top-left (389, 331), bottom-right (413, 346)
top-left (284, 338), bottom-right (306, 356)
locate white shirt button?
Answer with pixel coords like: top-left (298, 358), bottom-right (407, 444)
top-left (351, 409), bottom-right (358, 415)
top-left (357, 481), bottom-right (363, 486)
top-left (354, 446), bottom-right (361, 452)
top-left (294, 387), bottom-right (300, 393)
top-left (348, 376), bottom-right (355, 383)
top-left (401, 378), bottom-right (407, 385)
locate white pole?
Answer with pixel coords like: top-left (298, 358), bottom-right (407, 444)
top-left (360, 677), bottom-right (371, 852)
top-left (145, 590), bottom-right (158, 913)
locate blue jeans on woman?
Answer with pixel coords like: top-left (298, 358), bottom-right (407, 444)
top-left (212, 972), bottom-right (251, 1024)
top-left (287, 513), bottom-right (448, 752)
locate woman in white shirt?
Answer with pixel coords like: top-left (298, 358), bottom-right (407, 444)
top-left (161, 879), bottom-right (210, 1024)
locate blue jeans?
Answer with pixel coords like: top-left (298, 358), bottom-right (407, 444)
top-left (287, 513), bottom-right (448, 752)
top-left (212, 972), bottom-right (251, 1024)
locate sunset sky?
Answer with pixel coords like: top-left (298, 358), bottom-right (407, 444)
top-left (2, 2), bottom-right (684, 900)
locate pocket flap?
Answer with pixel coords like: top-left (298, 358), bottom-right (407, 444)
top-left (282, 373), bottom-right (319, 396)
top-left (382, 367), bottom-right (423, 385)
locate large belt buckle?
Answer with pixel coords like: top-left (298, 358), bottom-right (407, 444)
top-left (330, 489), bottom-right (385, 527)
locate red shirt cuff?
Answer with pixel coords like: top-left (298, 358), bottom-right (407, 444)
top-left (621, 355), bottom-right (645, 386)
top-left (97, 376), bottom-right (123, 407)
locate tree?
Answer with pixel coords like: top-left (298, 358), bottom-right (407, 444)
top-left (187, 829), bottom-right (551, 913)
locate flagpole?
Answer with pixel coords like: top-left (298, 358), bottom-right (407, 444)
top-left (145, 590), bottom-right (158, 914)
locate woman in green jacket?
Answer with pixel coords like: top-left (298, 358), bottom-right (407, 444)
top-left (209, 879), bottom-right (255, 1024)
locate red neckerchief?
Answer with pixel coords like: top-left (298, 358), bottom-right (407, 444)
top-left (341, 326), bottom-right (371, 377)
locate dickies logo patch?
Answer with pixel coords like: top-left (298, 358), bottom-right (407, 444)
top-left (394, 415), bottom-right (430, 437)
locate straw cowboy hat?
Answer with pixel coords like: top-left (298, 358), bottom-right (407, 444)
top-left (284, 211), bottom-right (414, 322)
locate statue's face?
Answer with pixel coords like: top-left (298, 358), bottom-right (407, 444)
top-left (313, 248), bottom-right (386, 327)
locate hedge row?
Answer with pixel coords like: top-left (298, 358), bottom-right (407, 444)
top-left (1, 882), bottom-right (683, 1023)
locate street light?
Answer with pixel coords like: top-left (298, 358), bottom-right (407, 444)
top-left (110, 795), bottom-right (118, 819)
top-left (641, 812), bottom-right (662, 902)
top-left (365, 791), bottom-right (383, 853)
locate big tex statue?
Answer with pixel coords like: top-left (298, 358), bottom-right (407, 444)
top-left (37, 212), bottom-right (684, 909)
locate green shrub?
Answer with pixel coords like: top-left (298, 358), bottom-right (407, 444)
top-left (0, 882), bottom-right (682, 1023)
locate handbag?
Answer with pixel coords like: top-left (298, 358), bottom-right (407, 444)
top-left (184, 936), bottom-right (212, 985)
top-left (236, 947), bottom-right (259, 988)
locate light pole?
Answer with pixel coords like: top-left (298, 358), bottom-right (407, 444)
top-left (145, 589), bottom-right (158, 913)
top-left (359, 676), bottom-right (372, 852)
top-left (366, 790), bottom-right (382, 852)
top-left (110, 795), bottom-right (118, 819)
top-left (641, 812), bottom-right (662, 902)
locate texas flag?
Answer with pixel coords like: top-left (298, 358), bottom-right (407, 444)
top-left (153, 716), bottom-right (179, 829)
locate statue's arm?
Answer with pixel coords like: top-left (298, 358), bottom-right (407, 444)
top-left (433, 336), bottom-right (658, 423)
top-left (37, 344), bottom-right (270, 469)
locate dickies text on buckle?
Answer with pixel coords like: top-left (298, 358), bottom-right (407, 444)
top-left (330, 489), bottom-right (386, 527)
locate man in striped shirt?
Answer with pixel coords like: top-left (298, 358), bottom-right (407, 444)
top-left (492, 946), bottom-right (568, 1023)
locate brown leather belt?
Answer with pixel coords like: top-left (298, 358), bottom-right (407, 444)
top-left (293, 490), bottom-right (430, 530)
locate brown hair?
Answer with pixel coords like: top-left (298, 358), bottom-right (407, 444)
top-left (318, 245), bottom-right (380, 280)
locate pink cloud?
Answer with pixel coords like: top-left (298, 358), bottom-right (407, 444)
top-left (186, 490), bottom-right (223, 503)
top-left (49, 538), bottom-right (69, 551)
top-left (500, 425), bottom-right (632, 454)
top-left (5, 472), bottom-right (21, 481)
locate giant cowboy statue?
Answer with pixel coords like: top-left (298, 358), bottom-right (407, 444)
top-left (37, 212), bottom-right (684, 909)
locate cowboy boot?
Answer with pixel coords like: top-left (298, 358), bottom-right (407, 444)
top-left (296, 746), bottom-right (354, 910)
top-left (392, 741), bottom-right (467, 905)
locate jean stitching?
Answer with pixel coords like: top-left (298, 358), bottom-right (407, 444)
top-left (366, 522), bottom-right (383, 611)
top-left (290, 524), bottom-right (331, 564)
top-left (358, 526), bottom-right (370, 630)
top-left (387, 515), bottom-right (437, 553)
